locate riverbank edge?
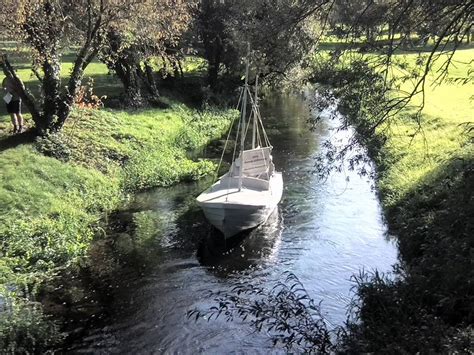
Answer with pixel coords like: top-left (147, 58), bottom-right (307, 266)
top-left (309, 54), bottom-right (473, 352)
top-left (0, 104), bottom-right (236, 353)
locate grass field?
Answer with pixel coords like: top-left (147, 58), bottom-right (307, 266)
top-left (375, 48), bottom-right (473, 208)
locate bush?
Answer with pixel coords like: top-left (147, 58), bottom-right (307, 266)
top-left (35, 133), bottom-right (72, 162)
top-left (0, 296), bottom-right (63, 354)
top-left (342, 270), bottom-right (473, 353)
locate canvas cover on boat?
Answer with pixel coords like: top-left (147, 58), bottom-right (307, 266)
top-left (231, 147), bottom-right (273, 179)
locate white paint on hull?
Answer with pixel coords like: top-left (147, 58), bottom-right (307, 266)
top-left (197, 172), bottom-right (283, 239)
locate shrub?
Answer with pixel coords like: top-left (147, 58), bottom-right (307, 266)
top-left (0, 296), bottom-right (63, 354)
top-left (35, 133), bottom-right (72, 162)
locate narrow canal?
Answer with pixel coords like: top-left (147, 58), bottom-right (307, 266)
top-left (68, 93), bottom-right (398, 353)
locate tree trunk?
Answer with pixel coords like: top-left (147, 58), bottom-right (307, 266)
top-left (206, 36), bottom-right (222, 89)
top-left (55, 48), bottom-right (95, 131)
top-left (208, 60), bottom-right (219, 89)
top-left (140, 61), bottom-right (160, 98)
top-left (42, 56), bottom-right (61, 129)
top-left (55, 73), bottom-right (82, 131)
top-left (403, 30), bottom-right (413, 48)
top-left (177, 60), bottom-right (184, 78)
top-left (199, 0), bottom-right (224, 90)
top-left (466, 28), bottom-right (472, 44)
top-left (113, 61), bottom-right (145, 108)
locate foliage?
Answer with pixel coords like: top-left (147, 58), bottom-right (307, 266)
top-left (308, 54), bottom-right (389, 178)
top-left (189, 272), bottom-right (336, 353)
top-left (35, 132), bottom-right (72, 161)
top-left (191, 267), bottom-right (473, 353)
top-left (74, 77), bottom-right (106, 109)
top-left (0, 295), bottom-right (63, 354)
top-left (191, 0), bottom-right (333, 89)
top-left (327, 0), bottom-right (473, 122)
top-left (386, 156), bottom-right (474, 321)
top-left (99, 1), bottom-right (195, 107)
top-left (330, 0), bottom-right (390, 41)
top-left (341, 270), bottom-right (473, 353)
top-left (123, 149), bottom-right (216, 190)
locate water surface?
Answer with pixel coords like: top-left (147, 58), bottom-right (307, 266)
top-left (69, 93), bottom-right (398, 353)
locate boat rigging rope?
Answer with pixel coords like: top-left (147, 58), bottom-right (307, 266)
top-left (214, 83), bottom-right (277, 198)
top-left (245, 87), bottom-right (274, 185)
top-left (214, 87), bottom-right (244, 184)
top-left (247, 88), bottom-right (271, 148)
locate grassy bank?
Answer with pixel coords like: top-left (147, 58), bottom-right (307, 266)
top-left (311, 46), bottom-right (473, 351)
top-left (0, 101), bottom-right (234, 352)
top-left (363, 48), bottom-right (473, 351)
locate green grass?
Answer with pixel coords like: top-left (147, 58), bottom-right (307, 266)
top-left (0, 103), bottom-right (234, 282)
top-left (374, 48), bottom-right (473, 208)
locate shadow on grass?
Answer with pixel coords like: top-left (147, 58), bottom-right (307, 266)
top-left (387, 155), bottom-right (473, 323)
top-left (0, 129), bottom-right (36, 152)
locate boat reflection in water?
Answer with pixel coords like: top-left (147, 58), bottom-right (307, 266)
top-left (197, 207), bottom-right (283, 276)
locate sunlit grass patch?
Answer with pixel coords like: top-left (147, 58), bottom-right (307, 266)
top-left (0, 103), bottom-right (234, 281)
top-left (375, 48), bottom-right (473, 207)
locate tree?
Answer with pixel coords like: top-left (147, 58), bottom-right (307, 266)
top-left (0, 0), bottom-right (142, 134)
top-left (191, 0), bottom-right (238, 89)
top-left (192, 0), bottom-right (334, 89)
top-left (99, 0), bottom-right (194, 108)
top-left (330, 0), bottom-right (390, 42)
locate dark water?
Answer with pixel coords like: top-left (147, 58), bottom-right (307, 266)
top-left (68, 93), bottom-right (397, 353)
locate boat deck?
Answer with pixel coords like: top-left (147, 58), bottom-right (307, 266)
top-left (197, 173), bottom-right (283, 209)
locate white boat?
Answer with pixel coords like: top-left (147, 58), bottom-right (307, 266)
top-left (196, 50), bottom-right (283, 239)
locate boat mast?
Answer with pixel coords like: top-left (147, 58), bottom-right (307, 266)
top-left (252, 74), bottom-right (258, 149)
top-left (239, 43), bottom-right (251, 192)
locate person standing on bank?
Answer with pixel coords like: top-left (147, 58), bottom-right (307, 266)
top-left (2, 76), bottom-right (25, 133)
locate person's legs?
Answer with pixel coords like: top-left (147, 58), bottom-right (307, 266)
top-left (10, 113), bottom-right (18, 133)
top-left (17, 112), bottom-right (24, 132)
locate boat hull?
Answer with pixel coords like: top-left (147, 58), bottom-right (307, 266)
top-left (197, 173), bottom-right (283, 239)
top-left (201, 203), bottom-right (277, 238)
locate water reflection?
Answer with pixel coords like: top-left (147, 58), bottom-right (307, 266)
top-left (197, 208), bottom-right (283, 277)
